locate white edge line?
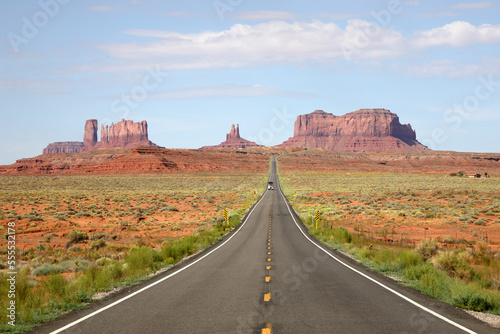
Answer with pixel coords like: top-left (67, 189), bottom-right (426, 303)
top-left (50, 190), bottom-right (269, 334)
top-left (277, 186), bottom-right (478, 334)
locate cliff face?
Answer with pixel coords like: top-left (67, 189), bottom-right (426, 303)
top-left (82, 119), bottom-right (159, 152)
top-left (280, 109), bottom-right (428, 152)
top-left (43, 142), bottom-right (84, 154)
top-left (201, 124), bottom-right (263, 149)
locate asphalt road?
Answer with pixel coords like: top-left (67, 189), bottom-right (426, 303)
top-left (34, 158), bottom-right (497, 334)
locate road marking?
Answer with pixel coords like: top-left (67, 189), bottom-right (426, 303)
top-left (268, 246), bottom-right (271, 250)
top-left (267, 258), bottom-right (271, 262)
top-left (265, 276), bottom-right (271, 283)
top-left (264, 293), bottom-right (272, 302)
top-left (266, 266), bottom-right (271, 270)
top-left (278, 186), bottom-right (478, 334)
top-left (49, 190), bottom-right (272, 334)
top-left (262, 323), bottom-right (273, 334)
top-left (268, 251), bottom-right (271, 255)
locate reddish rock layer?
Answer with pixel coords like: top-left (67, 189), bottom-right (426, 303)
top-left (201, 124), bottom-right (263, 149)
top-left (43, 142), bottom-right (84, 154)
top-left (280, 109), bottom-right (428, 152)
top-left (82, 119), bottom-right (160, 152)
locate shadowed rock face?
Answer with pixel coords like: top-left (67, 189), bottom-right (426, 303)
top-left (280, 109), bottom-right (428, 152)
top-left (81, 119), bottom-right (159, 152)
top-left (201, 124), bottom-right (263, 149)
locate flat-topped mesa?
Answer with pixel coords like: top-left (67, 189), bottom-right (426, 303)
top-left (82, 119), bottom-right (160, 152)
top-left (281, 109), bottom-right (428, 152)
top-left (43, 142), bottom-right (84, 154)
top-left (201, 124), bottom-right (263, 149)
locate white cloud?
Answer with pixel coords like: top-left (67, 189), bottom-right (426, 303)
top-left (96, 20), bottom-right (405, 71)
top-left (151, 84), bottom-right (312, 99)
top-left (412, 21), bottom-right (500, 47)
top-left (87, 6), bottom-right (116, 12)
top-left (233, 11), bottom-right (297, 21)
top-left (452, 2), bottom-right (493, 9)
top-left (83, 20), bottom-right (500, 77)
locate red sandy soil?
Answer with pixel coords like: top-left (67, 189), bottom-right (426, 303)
top-left (1, 148), bottom-right (499, 251)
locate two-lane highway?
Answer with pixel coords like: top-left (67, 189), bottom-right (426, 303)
top-left (34, 158), bottom-right (496, 333)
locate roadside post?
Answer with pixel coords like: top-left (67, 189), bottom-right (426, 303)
top-left (315, 210), bottom-right (320, 229)
top-left (224, 208), bottom-right (229, 226)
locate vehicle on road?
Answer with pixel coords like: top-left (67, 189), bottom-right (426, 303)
top-left (267, 181), bottom-right (274, 190)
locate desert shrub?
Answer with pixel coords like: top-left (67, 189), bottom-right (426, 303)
top-left (41, 274), bottom-right (68, 296)
top-left (433, 251), bottom-right (475, 281)
top-left (416, 239), bottom-right (439, 260)
top-left (358, 247), bottom-right (373, 260)
top-left (162, 237), bottom-right (197, 264)
top-left (125, 247), bottom-right (156, 277)
top-left (68, 245), bottom-right (83, 252)
top-left (331, 228), bottom-right (352, 243)
top-left (33, 264), bottom-right (64, 277)
top-left (90, 239), bottom-right (106, 250)
top-left (474, 218), bottom-right (486, 226)
top-left (452, 285), bottom-right (500, 312)
top-left (170, 226), bottom-right (181, 231)
top-left (161, 206), bottom-right (179, 212)
top-left (90, 232), bottom-right (109, 241)
top-left (398, 250), bottom-right (422, 269)
top-left (95, 257), bottom-right (113, 267)
top-left (67, 230), bottom-right (88, 244)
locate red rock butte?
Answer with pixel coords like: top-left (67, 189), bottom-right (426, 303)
top-left (43, 119), bottom-right (160, 154)
top-left (201, 124), bottom-right (263, 149)
top-left (279, 109), bottom-right (429, 152)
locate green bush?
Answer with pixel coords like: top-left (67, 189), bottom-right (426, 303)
top-left (416, 239), bottom-right (438, 260)
top-left (433, 251), bottom-right (474, 281)
top-left (41, 274), bottom-right (68, 296)
top-left (398, 250), bottom-right (422, 269)
top-left (125, 247), bottom-right (156, 277)
top-left (452, 285), bottom-right (500, 312)
top-left (33, 264), bottom-right (64, 277)
top-left (67, 230), bottom-right (88, 244)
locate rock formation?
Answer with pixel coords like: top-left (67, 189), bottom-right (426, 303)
top-left (279, 109), bottom-right (428, 152)
top-left (82, 119), bottom-right (160, 152)
top-left (43, 142), bottom-right (84, 154)
top-left (84, 120), bottom-right (98, 148)
top-left (201, 124), bottom-right (263, 149)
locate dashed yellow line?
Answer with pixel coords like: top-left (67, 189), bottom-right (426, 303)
top-left (264, 293), bottom-right (271, 302)
top-left (266, 265), bottom-right (271, 270)
top-left (261, 323), bottom-right (272, 334)
top-left (267, 258), bottom-right (271, 262)
top-left (268, 251), bottom-right (271, 255)
top-left (265, 276), bottom-right (271, 283)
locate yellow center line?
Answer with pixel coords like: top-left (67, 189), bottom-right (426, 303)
top-left (266, 265), bottom-right (271, 270)
top-left (265, 276), bottom-right (271, 283)
top-left (261, 323), bottom-right (272, 334)
top-left (268, 252), bottom-right (271, 255)
top-left (267, 258), bottom-right (271, 262)
top-left (264, 293), bottom-right (271, 302)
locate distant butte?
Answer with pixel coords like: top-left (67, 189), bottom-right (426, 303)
top-left (279, 109), bottom-right (429, 152)
top-left (42, 119), bottom-right (160, 155)
top-left (201, 124), bottom-right (263, 149)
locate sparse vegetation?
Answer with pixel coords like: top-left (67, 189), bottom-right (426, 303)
top-left (278, 163), bottom-right (500, 316)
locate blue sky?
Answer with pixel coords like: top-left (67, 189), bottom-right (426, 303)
top-left (1, 0), bottom-right (499, 164)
